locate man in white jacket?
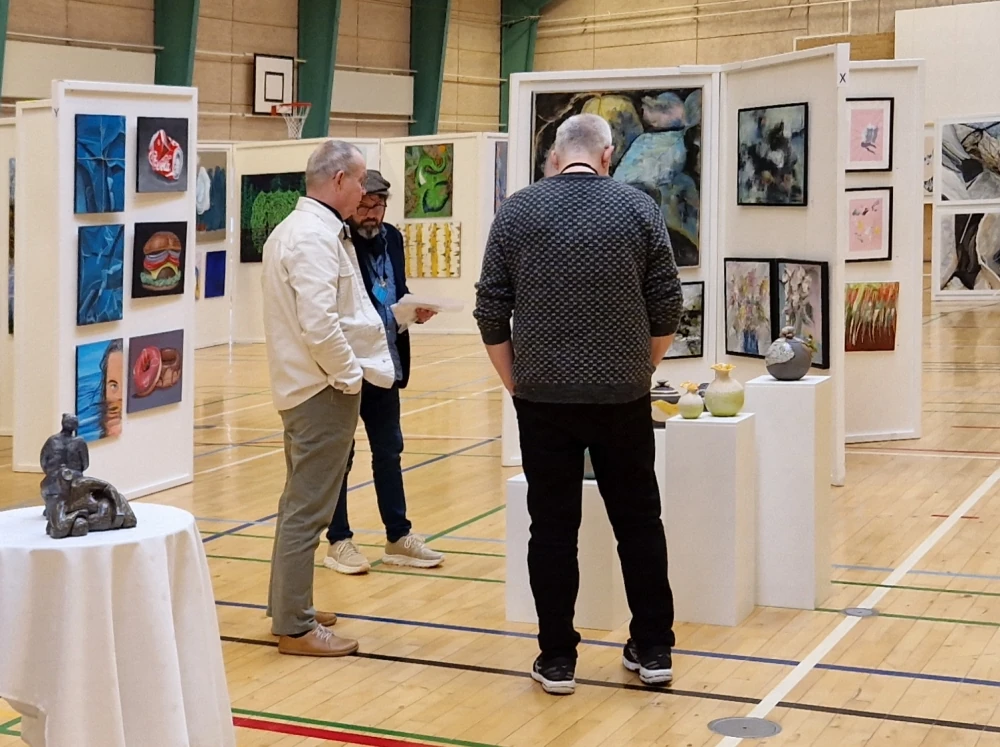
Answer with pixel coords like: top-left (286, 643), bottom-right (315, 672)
top-left (261, 140), bottom-right (395, 657)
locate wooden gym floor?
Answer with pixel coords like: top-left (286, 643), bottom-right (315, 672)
top-left (3, 281), bottom-right (1000, 745)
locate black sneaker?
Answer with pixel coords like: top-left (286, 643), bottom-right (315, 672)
top-left (530, 655), bottom-right (576, 695)
top-left (622, 640), bottom-right (673, 685)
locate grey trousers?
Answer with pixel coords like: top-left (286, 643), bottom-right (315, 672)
top-left (266, 386), bottom-right (360, 635)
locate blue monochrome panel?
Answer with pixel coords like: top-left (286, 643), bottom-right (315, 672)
top-left (74, 114), bottom-right (126, 214)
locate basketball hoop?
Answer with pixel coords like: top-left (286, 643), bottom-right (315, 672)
top-left (272, 102), bottom-right (311, 140)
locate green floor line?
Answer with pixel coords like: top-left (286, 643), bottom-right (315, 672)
top-left (0, 718), bottom-right (20, 732)
top-left (834, 579), bottom-right (1000, 598)
top-left (425, 505), bottom-right (506, 543)
top-left (205, 553), bottom-right (503, 585)
top-left (818, 607), bottom-right (1000, 628)
top-left (199, 529), bottom-right (275, 541)
top-left (232, 707), bottom-right (500, 747)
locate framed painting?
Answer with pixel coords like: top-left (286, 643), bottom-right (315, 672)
top-left (531, 87), bottom-right (703, 267)
top-left (204, 250), bottom-right (227, 298)
top-left (74, 114), bottom-right (125, 214)
top-left (240, 171), bottom-right (305, 262)
top-left (923, 129), bottom-right (934, 199)
top-left (845, 281), bottom-right (899, 352)
top-left (724, 258), bottom-right (773, 358)
top-left (136, 117), bottom-right (189, 193)
top-left (403, 222), bottom-right (461, 278)
top-left (665, 281), bottom-right (704, 359)
top-left (494, 140), bottom-right (508, 214)
top-left (846, 187), bottom-right (893, 262)
top-left (737, 102), bottom-right (808, 206)
top-left (846, 98), bottom-right (894, 172)
top-left (75, 338), bottom-right (124, 442)
top-left (775, 259), bottom-right (829, 369)
top-left (7, 158), bottom-right (13, 335)
top-left (127, 329), bottom-right (184, 413)
top-left (132, 222), bottom-right (187, 299)
top-left (77, 224), bottom-right (125, 325)
top-left (938, 212), bottom-right (1000, 292)
top-left (196, 151), bottom-right (227, 241)
top-left (405, 144), bottom-right (454, 219)
top-left (940, 120), bottom-right (1000, 203)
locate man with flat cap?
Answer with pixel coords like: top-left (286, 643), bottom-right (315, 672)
top-left (323, 169), bottom-right (446, 575)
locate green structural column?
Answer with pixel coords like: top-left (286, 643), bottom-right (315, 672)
top-left (298, 0), bottom-right (342, 140)
top-left (154, 0), bottom-right (200, 86)
top-left (409, 0), bottom-right (451, 136)
top-left (500, 0), bottom-right (550, 131)
top-left (0, 0), bottom-right (8, 96)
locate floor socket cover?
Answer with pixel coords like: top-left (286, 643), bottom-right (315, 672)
top-left (708, 717), bottom-right (782, 738)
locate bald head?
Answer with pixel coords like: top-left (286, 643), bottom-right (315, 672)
top-left (550, 113), bottom-right (614, 176)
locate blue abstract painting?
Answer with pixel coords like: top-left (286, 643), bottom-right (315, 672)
top-left (76, 338), bottom-right (124, 442)
top-left (77, 224), bottom-right (124, 326)
top-left (74, 114), bottom-right (126, 214)
top-left (204, 250), bottom-right (227, 298)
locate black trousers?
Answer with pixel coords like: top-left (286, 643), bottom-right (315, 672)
top-left (512, 394), bottom-right (675, 660)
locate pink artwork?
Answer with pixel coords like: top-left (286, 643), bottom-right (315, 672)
top-left (850, 108), bottom-right (884, 163)
top-left (846, 187), bottom-right (892, 262)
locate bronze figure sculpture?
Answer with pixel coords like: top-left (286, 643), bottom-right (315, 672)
top-left (39, 414), bottom-right (137, 539)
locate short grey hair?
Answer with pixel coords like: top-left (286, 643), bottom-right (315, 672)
top-left (552, 113), bottom-right (613, 158)
top-left (305, 140), bottom-right (365, 190)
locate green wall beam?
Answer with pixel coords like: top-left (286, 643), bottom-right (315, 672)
top-left (154, 0), bottom-right (199, 86)
top-left (409, 0), bottom-right (451, 136)
top-left (298, 0), bottom-right (342, 140)
top-left (0, 0), bottom-right (9, 95)
top-left (500, 0), bottom-right (550, 131)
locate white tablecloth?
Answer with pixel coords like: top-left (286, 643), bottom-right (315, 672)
top-left (0, 503), bottom-right (236, 747)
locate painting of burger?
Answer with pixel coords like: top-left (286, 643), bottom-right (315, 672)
top-left (131, 221), bottom-right (187, 299)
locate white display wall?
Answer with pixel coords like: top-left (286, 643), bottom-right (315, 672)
top-left (843, 61), bottom-right (925, 443)
top-left (13, 80), bottom-right (197, 500)
top-left (194, 142), bottom-right (236, 349)
top-left (380, 133), bottom-right (505, 335)
top-left (0, 119), bottom-right (14, 437)
top-left (231, 137), bottom-right (380, 344)
top-left (717, 45), bottom-right (849, 485)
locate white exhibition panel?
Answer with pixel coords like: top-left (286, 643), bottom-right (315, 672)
top-left (717, 45), bottom-right (849, 486)
top-left (195, 143), bottom-right (236, 349)
top-left (895, 2), bottom-right (1000, 125)
top-left (380, 133), bottom-right (497, 335)
top-left (506, 67), bottom-right (721, 388)
top-left (844, 61), bottom-right (924, 443)
top-left (0, 119), bottom-right (13, 437)
top-left (13, 81), bottom-right (197, 501)
top-left (231, 137), bottom-right (380, 344)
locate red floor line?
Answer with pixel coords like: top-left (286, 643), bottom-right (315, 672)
top-left (234, 716), bottom-right (430, 746)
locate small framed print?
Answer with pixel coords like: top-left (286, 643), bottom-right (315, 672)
top-left (846, 98), bottom-right (894, 172)
top-left (846, 187), bottom-right (893, 262)
top-left (665, 281), bottom-right (705, 359)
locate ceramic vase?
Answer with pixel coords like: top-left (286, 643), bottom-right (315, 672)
top-left (704, 364), bottom-right (744, 417)
top-left (765, 326), bottom-right (813, 381)
top-left (677, 382), bottom-right (704, 419)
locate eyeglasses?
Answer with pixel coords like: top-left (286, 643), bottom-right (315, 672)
top-left (356, 200), bottom-right (386, 215)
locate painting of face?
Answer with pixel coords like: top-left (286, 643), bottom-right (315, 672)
top-left (136, 117), bottom-right (189, 193)
top-left (846, 187), bottom-right (892, 262)
top-left (846, 99), bottom-right (893, 171)
top-left (737, 103), bottom-right (808, 206)
top-left (76, 338), bottom-right (124, 442)
top-left (405, 144), bottom-right (454, 219)
top-left (940, 121), bottom-right (1000, 203)
top-left (724, 259), bottom-right (773, 358)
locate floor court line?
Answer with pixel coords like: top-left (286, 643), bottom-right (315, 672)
top-left (714, 463), bottom-right (1000, 746)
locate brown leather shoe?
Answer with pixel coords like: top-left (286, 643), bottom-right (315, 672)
top-left (277, 624), bottom-right (359, 657)
top-left (270, 610), bottom-right (337, 635)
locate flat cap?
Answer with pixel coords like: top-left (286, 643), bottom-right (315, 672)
top-left (364, 169), bottom-right (391, 196)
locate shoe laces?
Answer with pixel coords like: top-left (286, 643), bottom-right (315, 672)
top-left (338, 540), bottom-right (363, 559)
top-left (312, 624), bottom-right (335, 642)
top-left (399, 533), bottom-right (426, 550)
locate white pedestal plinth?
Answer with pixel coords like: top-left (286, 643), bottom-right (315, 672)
top-left (744, 375), bottom-right (832, 610)
top-left (663, 413), bottom-right (756, 627)
top-left (501, 390), bottom-right (520, 466)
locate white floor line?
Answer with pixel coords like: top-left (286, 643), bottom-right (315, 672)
top-left (194, 400), bottom-right (271, 422)
top-left (400, 386), bottom-right (501, 418)
top-left (410, 351), bottom-right (486, 370)
top-left (715, 463), bottom-right (1000, 746)
top-left (846, 448), bottom-right (1000, 461)
top-left (0, 463), bottom-right (10, 470)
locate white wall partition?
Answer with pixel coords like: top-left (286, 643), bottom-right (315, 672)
top-left (13, 81), bottom-right (198, 500)
top-left (0, 120), bottom-right (14, 437)
top-left (717, 45), bottom-right (849, 485)
top-left (231, 137), bottom-right (380, 344)
top-left (843, 61), bottom-right (924, 443)
top-left (195, 142), bottom-right (236, 349)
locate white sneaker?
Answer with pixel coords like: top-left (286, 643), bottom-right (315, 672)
top-left (324, 539), bottom-right (371, 575)
top-left (382, 534), bottom-right (444, 568)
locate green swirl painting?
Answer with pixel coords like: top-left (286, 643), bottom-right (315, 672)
top-left (240, 171), bottom-right (305, 263)
top-left (405, 144), bottom-right (454, 219)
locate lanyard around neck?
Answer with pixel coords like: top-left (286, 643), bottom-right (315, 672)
top-left (559, 162), bottom-right (598, 175)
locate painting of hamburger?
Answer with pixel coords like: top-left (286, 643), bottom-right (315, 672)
top-left (131, 221), bottom-right (187, 298)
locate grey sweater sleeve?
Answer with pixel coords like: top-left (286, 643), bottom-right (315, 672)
top-left (643, 201), bottom-right (683, 337)
top-left (474, 207), bottom-right (515, 345)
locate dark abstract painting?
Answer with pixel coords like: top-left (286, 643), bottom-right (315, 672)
top-left (240, 171), bottom-right (305, 262)
top-left (74, 114), bottom-right (126, 214)
top-left (939, 212), bottom-right (1000, 292)
top-left (77, 224), bottom-right (124, 326)
top-left (737, 103), bottom-right (808, 206)
top-left (136, 117), bottom-right (189, 193)
top-left (132, 221), bottom-right (187, 299)
top-left (531, 88), bottom-right (702, 267)
top-left (665, 281), bottom-right (704, 359)
top-left (405, 144), bottom-right (454, 219)
top-left (196, 150), bottom-right (227, 240)
top-left (941, 121), bottom-right (1000, 202)
top-left (204, 250), bottom-right (227, 298)
top-left (127, 329), bottom-right (184, 413)
top-left (76, 338), bottom-right (124, 442)
top-left (494, 140), bottom-right (508, 214)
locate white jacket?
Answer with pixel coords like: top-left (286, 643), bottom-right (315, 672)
top-left (261, 197), bottom-right (395, 411)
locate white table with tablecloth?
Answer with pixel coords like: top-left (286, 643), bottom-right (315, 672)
top-left (0, 503), bottom-right (236, 747)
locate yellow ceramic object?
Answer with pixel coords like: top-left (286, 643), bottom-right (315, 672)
top-left (704, 364), bottom-right (744, 417)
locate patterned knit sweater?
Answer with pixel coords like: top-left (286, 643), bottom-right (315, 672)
top-left (474, 172), bottom-right (683, 405)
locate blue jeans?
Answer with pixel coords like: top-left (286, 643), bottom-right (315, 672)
top-left (326, 381), bottom-right (412, 544)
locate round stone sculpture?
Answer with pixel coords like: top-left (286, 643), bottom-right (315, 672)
top-left (704, 363), bottom-right (744, 417)
top-left (765, 326), bottom-right (813, 381)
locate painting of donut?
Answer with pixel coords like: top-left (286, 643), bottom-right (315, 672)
top-left (131, 221), bottom-right (187, 299)
top-left (126, 329), bottom-right (184, 413)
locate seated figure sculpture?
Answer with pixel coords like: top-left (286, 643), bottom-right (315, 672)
top-left (39, 414), bottom-right (137, 539)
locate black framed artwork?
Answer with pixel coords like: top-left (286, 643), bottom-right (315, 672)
top-left (774, 258), bottom-right (830, 369)
top-left (846, 186), bottom-right (893, 262)
top-left (736, 102), bottom-right (809, 206)
top-left (665, 281), bottom-right (705, 359)
top-left (724, 258), bottom-right (774, 359)
top-left (845, 97), bottom-right (894, 172)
